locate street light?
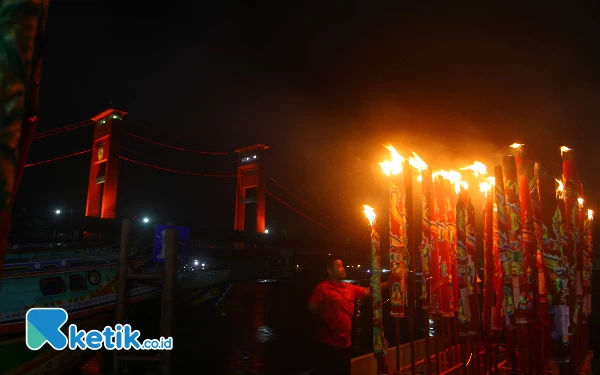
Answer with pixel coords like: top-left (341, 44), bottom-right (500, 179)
top-left (265, 229), bottom-right (269, 234)
top-left (143, 217), bottom-right (150, 224)
top-left (53, 209), bottom-right (61, 244)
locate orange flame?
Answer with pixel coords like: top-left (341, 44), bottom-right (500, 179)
top-left (460, 161), bottom-right (487, 177)
top-left (432, 169), bottom-right (465, 194)
top-left (362, 205), bottom-right (376, 226)
top-left (408, 151), bottom-right (427, 182)
top-left (379, 145), bottom-right (404, 176)
top-left (479, 177), bottom-right (496, 197)
top-left (556, 179), bottom-right (564, 199)
top-left (510, 143), bottom-right (523, 148)
top-left (560, 146), bottom-right (571, 156)
top-left (588, 209), bottom-right (593, 220)
top-left (578, 198), bottom-right (584, 207)
top-left (479, 181), bottom-right (493, 197)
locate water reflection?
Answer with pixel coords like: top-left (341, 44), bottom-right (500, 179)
top-left (256, 326), bottom-right (276, 344)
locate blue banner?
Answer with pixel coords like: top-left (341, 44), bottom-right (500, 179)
top-left (153, 225), bottom-right (190, 263)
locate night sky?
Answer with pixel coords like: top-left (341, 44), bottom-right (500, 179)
top-left (15, 1), bottom-right (600, 245)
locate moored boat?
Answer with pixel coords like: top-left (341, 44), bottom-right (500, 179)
top-left (0, 244), bottom-right (163, 374)
top-left (0, 243), bottom-right (232, 374)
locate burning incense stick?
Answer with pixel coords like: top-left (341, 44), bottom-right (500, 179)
top-left (481, 179), bottom-right (495, 331)
top-left (433, 176), bottom-right (454, 317)
top-left (466, 198), bottom-right (480, 337)
top-left (363, 205), bottom-right (390, 375)
top-left (502, 155), bottom-right (531, 325)
top-left (420, 167), bottom-right (434, 310)
top-left (379, 145), bottom-right (409, 318)
top-left (536, 163), bottom-right (571, 362)
top-left (456, 189), bottom-right (469, 336)
top-left (494, 165), bottom-right (516, 327)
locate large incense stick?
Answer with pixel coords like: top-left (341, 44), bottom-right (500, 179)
top-left (420, 168), bottom-right (434, 311)
top-left (561, 148), bottom-right (581, 372)
top-left (535, 164), bottom-right (570, 363)
top-left (433, 177), bottom-right (453, 317)
top-left (494, 165), bottom-right (515, 326)
top-left (466, 198), bottom-right (479, 337)
top-left (402, 160), bottom-right (417, 375)
top-left (389, 175), bottom-right (409, 318)
top-left (364, 206), bottom-right (390, 375)
top-left (456, 190), bottom-right (469, 336)
top-left (531, 162), bottom-right (551, 369)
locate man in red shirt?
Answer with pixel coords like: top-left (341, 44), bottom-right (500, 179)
top-left (307, 257), bottom-right (387, 375)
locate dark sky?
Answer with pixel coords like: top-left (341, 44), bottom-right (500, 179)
top-left (16, 1), bottom-right (600, 243)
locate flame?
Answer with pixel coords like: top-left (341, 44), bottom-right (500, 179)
top-left (560, 146), bottom-right (571, 156)
top-left (408, 152), bottom-right (428, 182)
top-left (479, 181), bottom-right (493, 196)
top-left (493, 203), bottom-right (498, 212)
top-left (363, 205), bottom-right (376, 226)
top-left (408, 152), bottom-right (428, 170)
top-left (578, 198), bottom-right (584, 207)
top-left (588, 209), bottom-right (593, 220)
top-left (510, 143), bottom-right (523, 148)
top-left (556, 179), bottom-right (564, 198)
top-left (379, 145), bottom-right (404, 176)
top-left (460, 161), bottom-right (487, 177)
top-left (432, 169), bottom-right (465, 194)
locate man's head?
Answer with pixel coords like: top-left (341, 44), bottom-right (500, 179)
top-left (327, 257), bottom-right (346, 281)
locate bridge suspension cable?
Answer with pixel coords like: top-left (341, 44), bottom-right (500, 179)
top-left (123, 132), bottom-right (229, 155)
top-left (24, 149), bottom-right (91, 167)
top-left (119, 156), bottom-right (238, 177)
top-left (266, 175), bottom-right (360, 236)
top-left (265, 190), bottom-right (329, 230)
top-left (33, 120), bottom-right (94, 140)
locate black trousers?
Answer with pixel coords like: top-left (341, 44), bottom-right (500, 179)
top-left (313, 341), bottom-right (351, 375)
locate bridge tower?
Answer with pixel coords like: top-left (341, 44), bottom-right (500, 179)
top-left (234, 144), bottom-right (270, 233)
top-left (85, 109), bottom-right (127, 219)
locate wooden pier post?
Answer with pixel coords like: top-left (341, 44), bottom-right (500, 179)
top-left (112, 219), bottom-right (177, 375)
top-left (160, 228), bottom-right (178, 375)
top-left (113, 218), bottom-right (131, 375)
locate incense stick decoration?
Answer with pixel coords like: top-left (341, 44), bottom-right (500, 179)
top-left (363, 205), bottom-right (390, 375)
top-left (379, 146), bottom-right (409, 318)
top-left (481, 178), bottom-right (496, 331)
top-left (513, 146), bottom-right (538, 324)
top-left (432, 175), bottom-right (454, 316)
top-left (536, 163), bottom-right (571, 362)
top-left (466, 198), bottom-right (480, 336)
top-left (494, 165), bottom-right (516, 327)
top-left (531, 163), bottom-right (551, 360)
top-left (456, 190), bottom-right (469, 334)
top-left (419, 167), bottom-right (434, 310)
top-left (432, 170), bottom-right (466, 316)
top-left (502, 155), bottom-right (532, 325)
top-left (561, 147), bottom-right (579, 330)
top-left (365, 141), bottom-right (593, 370)
top-left (583, 209), bottom-right (593, 319)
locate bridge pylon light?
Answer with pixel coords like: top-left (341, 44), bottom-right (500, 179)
top-left (234, 144), bottom-right (270, 234)
top-left (85, 109), bottom-right (127, 223)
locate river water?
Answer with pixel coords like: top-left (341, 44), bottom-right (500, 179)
top-left (77, 277), bottom-right (427, 375)
top-left (78, 277), bottom-right (599, 375)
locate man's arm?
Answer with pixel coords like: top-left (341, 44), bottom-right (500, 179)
top-left (359, 281), bottom-right (388, 299)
